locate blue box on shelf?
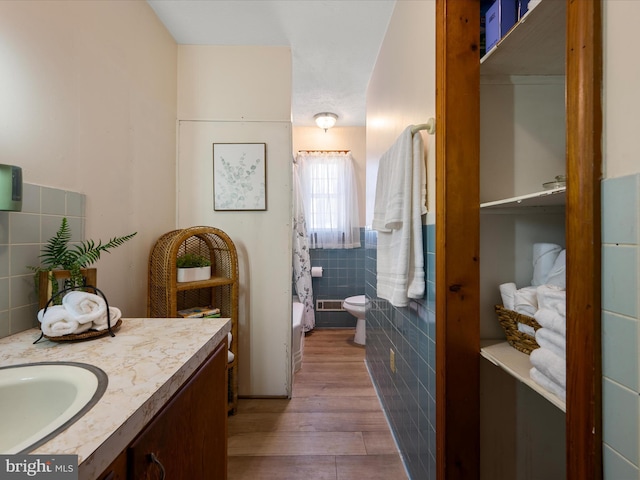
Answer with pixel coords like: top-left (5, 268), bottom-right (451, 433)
top-left (485, 0), bottom-right (518, 52)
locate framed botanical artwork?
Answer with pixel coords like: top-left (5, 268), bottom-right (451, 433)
top-left (213, 143), bottom-right (267, 211)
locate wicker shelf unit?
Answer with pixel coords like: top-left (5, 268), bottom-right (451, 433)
top-left (147, 226), bottom-right (239, 415)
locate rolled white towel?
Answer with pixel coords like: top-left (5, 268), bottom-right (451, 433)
top-left (536, 284), bottom-right (566, 316)
top-left (530, 367), bottom-right (566, 401)
top-left (38, 305), bottom-right (92, 336)
top-left (531, 243), bottom-right (562, 286)
top-left (535, 327), bottom-right (565, 359)
top-left (513, 286), bottom-right (538, 317)
top-left (91, 307), bottom-right (122, 331)
top-left (534, 308), bottom-right (566, 336)
top-left (62, 291), bottom-right (107, 324)
top-left (227, 332), bottom-right (234, 362)
top-left (546, 249), bottom-right (566, 289)
top-left (499, 282), bottom-right (517, 311)
top-left (530, 347), bottom-right (566, 388)
top-left (531, 243), bottom-right (562, 285)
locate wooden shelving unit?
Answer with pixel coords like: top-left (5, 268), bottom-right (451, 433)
top-left (479, 0), bottom-right (568, 476)
top-left (481, 340), bottom-right (566, 412)
top-left (481, 0), bottom-right (566, 76)
top-left (480, 187), bottom-right (566, 210)
top-left (147, 226), bottom-right (239, 415)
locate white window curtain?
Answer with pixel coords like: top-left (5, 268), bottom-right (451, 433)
top-left (295, 151), bottom-right (361, 249)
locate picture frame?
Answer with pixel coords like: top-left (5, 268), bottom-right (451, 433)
top-left (213, 143), bottom-right (267, 211)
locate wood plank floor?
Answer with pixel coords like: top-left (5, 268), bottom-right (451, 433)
top-left (228, 329), bottom-right (408, 480)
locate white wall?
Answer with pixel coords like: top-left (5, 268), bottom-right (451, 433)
top-left (177, 46), bottom-right (292, 397)
top-left (365, 1), bottom-right (436, 226)
top-left (293, 126), bottom-right (366, 226)
top-left (0, 1), bottom-right (177, 316)
top-left (603, 1), bottom-right (640, 179)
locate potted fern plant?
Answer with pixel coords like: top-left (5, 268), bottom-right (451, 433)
top-left (176, 252), bottom-right (211, 282)
top-left (31, 217), bottom-right (137, 304)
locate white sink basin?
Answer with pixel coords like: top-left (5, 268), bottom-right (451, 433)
top-left (0, 362), bottom-right (108, 454)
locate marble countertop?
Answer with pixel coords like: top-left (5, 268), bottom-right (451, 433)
top-left (0, 317), bottom-right (231, 480)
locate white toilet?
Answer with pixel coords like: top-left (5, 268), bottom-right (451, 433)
top-left (343, 295), bottom-right (368, 345)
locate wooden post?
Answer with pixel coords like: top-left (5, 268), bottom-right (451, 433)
top-left (436, 0), bottom-right (480, 478)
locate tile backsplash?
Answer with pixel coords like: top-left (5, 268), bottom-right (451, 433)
top-left (0, 183), bottom-right (86, 339)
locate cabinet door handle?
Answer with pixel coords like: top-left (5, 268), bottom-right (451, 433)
top-left (148, 453), bottom-right (166, 480)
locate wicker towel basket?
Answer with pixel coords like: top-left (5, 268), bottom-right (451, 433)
top-left (494, 304), bottom-right (541, 355)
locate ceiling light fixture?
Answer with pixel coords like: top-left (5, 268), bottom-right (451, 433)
top-left (314, 112), bottom-right (338, 132)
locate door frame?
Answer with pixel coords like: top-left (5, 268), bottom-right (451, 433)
top-left (435, 1), bottom-right (602, 478)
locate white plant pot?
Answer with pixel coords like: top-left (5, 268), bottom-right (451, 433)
top-left (177, 266), bottom-right (211, 283)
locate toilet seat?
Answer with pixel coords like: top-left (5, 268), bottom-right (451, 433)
top-left (344, 295), bottom-right (367, 306)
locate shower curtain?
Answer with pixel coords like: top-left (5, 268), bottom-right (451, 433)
top-left (292, 162), bottom-right (316, 331)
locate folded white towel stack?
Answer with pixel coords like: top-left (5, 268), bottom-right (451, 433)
top-left (530, 367), bottom-right (566, 401)
top-left (536, 284), bottom-right (566, 315)
top-left (534, 308), bottom-right (566, 337)
top-left (530, 347), bottom-right (565, 387)
top-left (497, 268), bottom-right (567, 401)
top-left (38, 291), bottom-right (122, 336)
top-left (531, 284), bottom-right (566, 400)
top-left (535, 327), bottom-right (566, 359)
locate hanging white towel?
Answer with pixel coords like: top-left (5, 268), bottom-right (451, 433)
top-left (373, 126), bottom-right (427, 307)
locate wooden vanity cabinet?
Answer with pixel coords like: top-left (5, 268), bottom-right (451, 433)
top-left (96, 338), bottom-right (227, 480)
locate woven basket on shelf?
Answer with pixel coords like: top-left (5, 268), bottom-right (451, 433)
top-left (494, 304), bottom-right (541, 355)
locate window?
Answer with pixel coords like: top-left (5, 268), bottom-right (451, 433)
top-left (294, 151), bottom-right (360, 249)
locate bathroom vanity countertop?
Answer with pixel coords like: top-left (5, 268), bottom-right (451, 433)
top-left (0, 317), bottom-right (231, 480)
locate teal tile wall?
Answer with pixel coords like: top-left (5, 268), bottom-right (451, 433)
top-left (308, 228), bottom-right (366, 328)
top-left (0, 184), bottom-right (86, 339)
top-left (366, 223), bottom-right (436, 480)
top-left (601, 173), bottom-right (640, 478)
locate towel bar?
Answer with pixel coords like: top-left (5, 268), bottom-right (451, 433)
top-left (411, 118), bottom-right (436, 135)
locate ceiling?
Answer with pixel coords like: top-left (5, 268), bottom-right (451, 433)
top-left (147, 0), bottom-right (396, 127)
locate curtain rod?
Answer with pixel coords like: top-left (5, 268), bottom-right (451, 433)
top-left (297, 150), bottom-right (351, 153)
